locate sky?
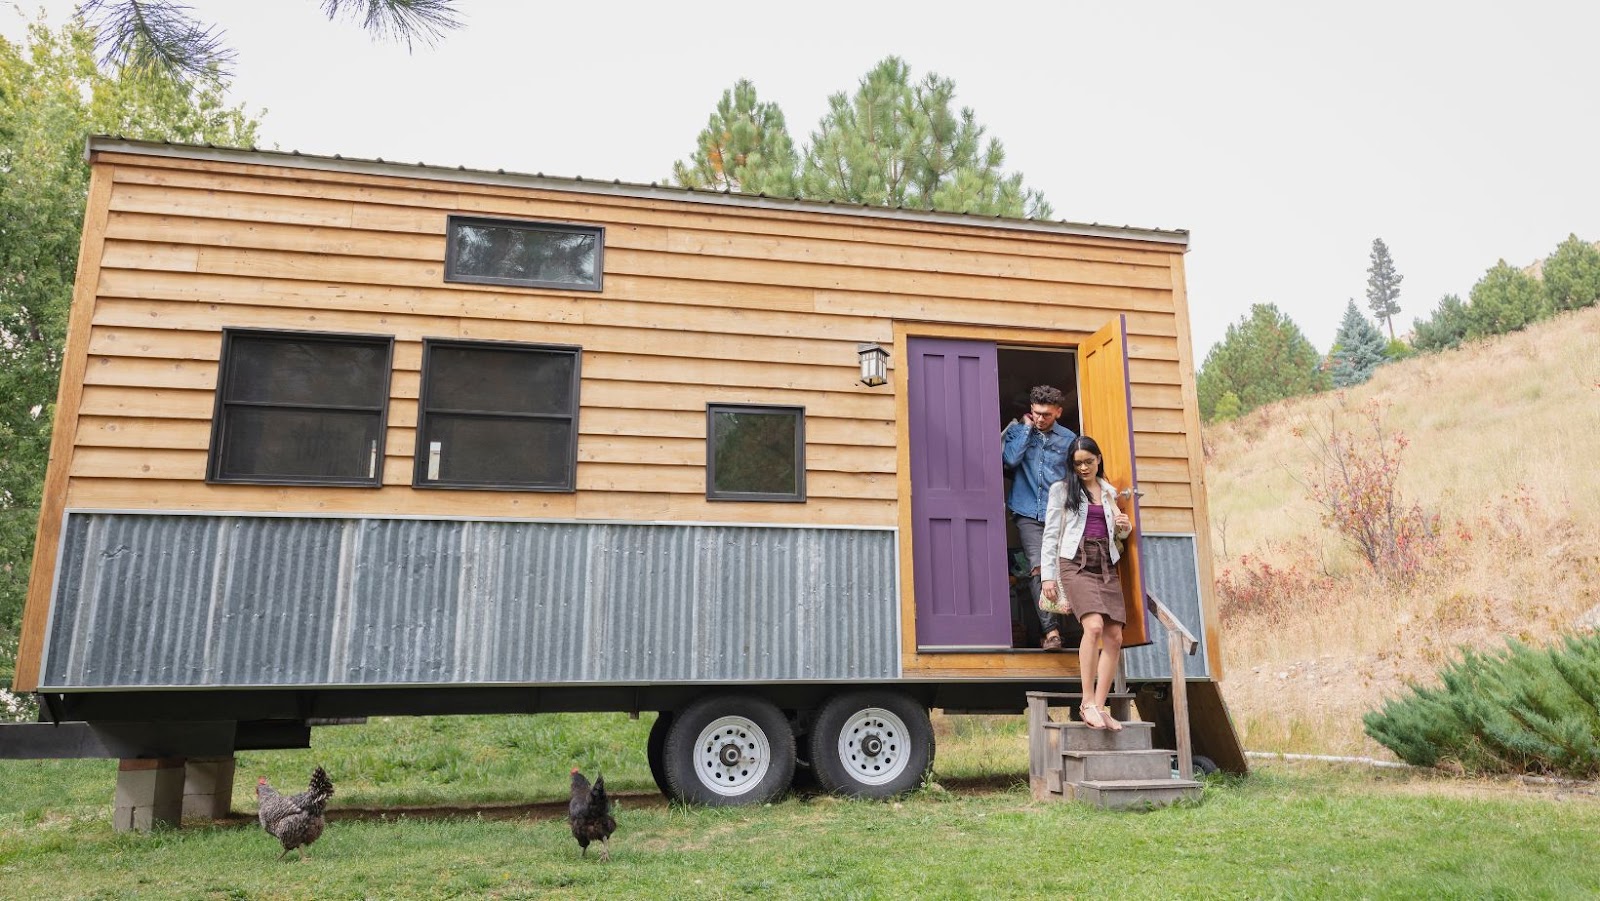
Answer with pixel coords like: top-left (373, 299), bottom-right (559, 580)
top-left (6, 1), bottom-right (1599, 358)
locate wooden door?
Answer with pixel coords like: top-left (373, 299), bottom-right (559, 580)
top-left (907, 337), bottom-right (1011, 648)
top-left (1077, 316), bottom-right (1148, 647)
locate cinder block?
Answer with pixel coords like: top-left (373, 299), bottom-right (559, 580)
top-left (183, 756), bottom-right (237, 820)
top-left (114, 758), bottom-right (185, 832)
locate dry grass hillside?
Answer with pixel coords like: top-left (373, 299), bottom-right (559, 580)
top-left (1205, 304), bottom-right (1600, 756)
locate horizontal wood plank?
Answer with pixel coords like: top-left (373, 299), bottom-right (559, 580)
top-left (63, 477), bottom-right (896, 525)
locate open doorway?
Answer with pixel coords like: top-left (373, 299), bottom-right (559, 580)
top-left (998, 345), bottom-right (1081, 650)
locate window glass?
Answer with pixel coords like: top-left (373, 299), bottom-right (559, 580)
top-left (426, 346), bottom-right (575, 415)
top-left (446, 218), bottom-right (602, 290)
top-left (225, 338), bottom-right (390, 407)
top-left (425, 416), bottom-right (572, 486)
top-left (415, 339), bottom-right (580, 491)
top-left (707, 405), bottom-right (805, 501)
top-left (208, 330), bottom-right (392, 486)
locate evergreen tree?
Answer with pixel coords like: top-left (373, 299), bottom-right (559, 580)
top-left (1541, 234), bottom-right (1600, 313)
top-left (78, 0), bottom-right (461, 80)
top-left (1330, 299), bottom-right (1387, 387)
top-left (1411, 294), bottom-right (1470, 352)
top-left (0, 14), bottom-right (259, 634)
top-left (671, 79), bottom-right (799, 196)
top-left (800, 57), bottom-right (1052, 218)
top-left (1366, 237), bottom-right (1403, 339)
top-left (1467, 261), bottom-right (1546, 338)
top-left (1196, 303), bottom-right (1328, 420)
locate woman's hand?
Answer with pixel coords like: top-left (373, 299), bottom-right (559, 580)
top-left (1041, 579), bottom-right (1058, 602)
top-left (1113, 511), bottom-right (1131, 535)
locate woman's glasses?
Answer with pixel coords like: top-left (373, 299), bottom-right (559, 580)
top-left (1072, 457), bottom-right (1098, 469)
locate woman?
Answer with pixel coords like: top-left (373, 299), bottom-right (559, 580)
top-left (1039, 436), bottom-right (1133, 731)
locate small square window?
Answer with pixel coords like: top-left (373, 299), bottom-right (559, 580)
top-left (445, 216), bottom-right (603, 291)
top-left (414, 339), bottom-right (581, 491)
top-left (706, 404), bottom-right (806, 502)
top-left (208, 329), bottom-right (393, 486)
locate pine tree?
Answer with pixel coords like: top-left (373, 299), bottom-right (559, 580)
top-left (1366, 237), bottom-right (1404, 339)
top-left (1467, 261), bottom-right (1547, 338)
top-left (672, 80), bottom-right (799, 196)
top-left (799, 57), bottom-right (1051, 218)
top-left (1541, 234), bottom-right (1600, 313)
top-left (1412, 294), bottom-right (1470, 352)
top-left (1330, 299), bottom-right (1387, 387)
top-left (1196, 303), bottom-right (1328, 420)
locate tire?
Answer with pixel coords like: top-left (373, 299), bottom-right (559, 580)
top-left (647, 712), bottom-right (674, 800)
top-left (1192, 754), bottom-right (1219, 777)
top-left (809, 691), bottom-right (934, 799)
top-left (662, 694), bottom-right (796, 806)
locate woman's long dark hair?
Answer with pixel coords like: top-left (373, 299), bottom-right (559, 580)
top-left (1063, 435), bottom-right (1107, 514)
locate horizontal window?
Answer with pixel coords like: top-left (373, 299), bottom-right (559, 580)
top-left (414, 339), bottom-right (581, 491)
top-left (445, 216), bottom-right (603, 291)
top-left (707, 404), bottom-right (806, 502)
top-left (208, 329), bottom-right (393, 486)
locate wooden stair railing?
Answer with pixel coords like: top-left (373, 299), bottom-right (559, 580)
top-left (1143, 590), bottom-right (1200, 779)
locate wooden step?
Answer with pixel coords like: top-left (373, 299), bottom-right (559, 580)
top-left (1070, 777), bottom-right (1202, 810)
top-left (1045, 720), bottom-right (1154, 752)
top-left (1060, 748), bottom-right (1174, 783)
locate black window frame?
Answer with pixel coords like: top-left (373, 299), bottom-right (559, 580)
top-left (443, 215), bottom-right (605, 292)
top-left (705, 403), bottom-right (807, 503)
top-left (206, 327), bottom-right (394, 487)
top-left (412, 337), bottom-right (583, 492)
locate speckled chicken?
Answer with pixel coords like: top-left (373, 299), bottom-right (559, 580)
top-left (256, 766), bottom-right (334, 860)
top-left (569, 768), bottom-right (616, 861)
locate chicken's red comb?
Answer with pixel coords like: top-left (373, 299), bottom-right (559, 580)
top-left (257, 776), bottom-right (268, 784)
top-left (571, 767), bottom-right (580, 775)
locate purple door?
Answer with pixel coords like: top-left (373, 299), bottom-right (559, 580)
top-left (908, 338), bottom-right (1011, 648)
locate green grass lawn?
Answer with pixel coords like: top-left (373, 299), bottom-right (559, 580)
top-left (2, 713), bottom-right (1597, 899)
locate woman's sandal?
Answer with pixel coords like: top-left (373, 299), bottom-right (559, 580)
top-left (1079, 703), bottom-right (1107, 730)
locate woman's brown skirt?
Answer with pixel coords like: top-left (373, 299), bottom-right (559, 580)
top-left (1058, 536), bottom-right (1125, 625)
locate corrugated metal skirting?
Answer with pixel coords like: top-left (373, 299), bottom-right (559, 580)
top-left (41, 514), bottom-right (900, 689)
top-left (1121, 534), bottom-right (1210, 680)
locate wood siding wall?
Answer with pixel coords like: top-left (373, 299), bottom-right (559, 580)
top-left (16, 147), bottom-right (1212, 689)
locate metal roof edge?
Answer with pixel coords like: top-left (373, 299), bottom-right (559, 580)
top-left (85, 136), bottom-right (1190, 248)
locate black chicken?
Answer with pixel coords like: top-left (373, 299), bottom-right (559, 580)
top-left (568, 768), bottom-right (617, 861)
top-left (256, 766), bottom-right (335, 861)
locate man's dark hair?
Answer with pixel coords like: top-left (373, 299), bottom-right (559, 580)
top-left (1029, 385), bottom-right (1065, 408)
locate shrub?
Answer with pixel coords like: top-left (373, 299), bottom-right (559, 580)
top-left (1296, 397), bottom-right (1441, 581)
top-left (1364, 633), bottom-right (1600, 778)
top-left (1215, 547), bottom-right (1333, 626)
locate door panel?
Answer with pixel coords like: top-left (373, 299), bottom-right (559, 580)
top-left (908, 338), bottom-right (1010, 648)
top-left (1077, 316), bottom-right (1149, 647)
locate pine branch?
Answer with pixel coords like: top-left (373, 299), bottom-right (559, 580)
top-left (319, 0), bottom-right (463, 52)
top-left (79, 0), bottom-right (236, 81)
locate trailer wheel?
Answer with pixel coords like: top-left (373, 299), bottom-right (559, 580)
top-left (809, 691), bottom-right (933, 799)
top-left (1193, 754), bottom-right (1219, 777)
top-left (662, 695), bottom-right (795, 806)
top-left (647, 712), bottom-right (674, 799)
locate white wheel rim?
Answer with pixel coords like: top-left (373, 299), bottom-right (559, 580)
top-left (693, 715), bottom-right (772, 797)
top-left (834, 707), bottom-right (911, 786)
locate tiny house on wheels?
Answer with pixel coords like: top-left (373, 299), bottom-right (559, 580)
top-left (6, 137), bottom-right (1242, 821)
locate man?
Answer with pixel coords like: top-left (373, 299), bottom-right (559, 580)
top-left (1002, 385), bottom-right (1076, 650)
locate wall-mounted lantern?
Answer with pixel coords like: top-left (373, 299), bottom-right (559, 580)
top-left (857, 343), bottom-right (889, 387)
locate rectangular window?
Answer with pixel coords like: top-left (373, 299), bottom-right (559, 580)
top-left (445, 215), bottom-right (603, 291)
top-left (706, 404), bottom-right (806, 502)
top-left (414, 339), bottom-right (581, 490)
top-left (208, 329), bottom-right (393, 486)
